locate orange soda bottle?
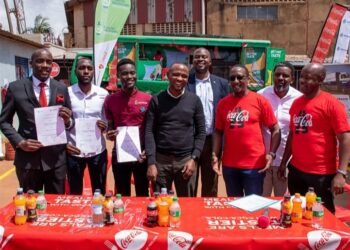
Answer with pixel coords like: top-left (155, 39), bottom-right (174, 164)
top-left (26, 190), bottom-right (37, 222)
top-left (304, 187), bottom-right (316, 220)
top-left (280, 195), bottom-right (292, 228)
top-left (14, 188), bottom-right (27, 225)
top-left (158, 197), bottom-right (169, 227)
top-left (103, 193), bottom-right (115, 225)
top-left (291, 193), bottom-right (302, 223)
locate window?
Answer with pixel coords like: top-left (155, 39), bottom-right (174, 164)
top-left (237, 6), bottom-right (277, 20)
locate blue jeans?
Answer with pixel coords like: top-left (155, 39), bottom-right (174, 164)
top-left (222, 166), bottom-right (265, 196)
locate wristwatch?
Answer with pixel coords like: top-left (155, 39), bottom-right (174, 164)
top-left (191, 155), bottom-right (198, 162)
top-left (337, 169), bottom-right (348, 179)
top-left (268, 152), bottom-right (276, 160)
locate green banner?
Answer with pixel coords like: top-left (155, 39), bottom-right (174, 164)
top-left (94, 0), bottom-right (131, 86)
top-left (265, 48), bottom-right (286, 86)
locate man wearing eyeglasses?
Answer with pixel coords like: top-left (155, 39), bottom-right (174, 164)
top-left (187, 47), bottom-right (229, 197)
top-left (212, 65), bottom-right (281, 197)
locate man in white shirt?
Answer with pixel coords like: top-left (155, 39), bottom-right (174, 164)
top-left (187, 47), bottom-right (229, 197)
top-left (66, 57), bottom-right (109, 194)
top-left (258, 61), bottom-right (302, 197)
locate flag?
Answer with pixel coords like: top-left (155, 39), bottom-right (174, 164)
top-left (94, 0), bottom-right (131, 86)
top-left (333, 11), bottom-right (350, 64)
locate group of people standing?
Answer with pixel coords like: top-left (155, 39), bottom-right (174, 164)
top-left (0, 47), bottom-right (349, 214)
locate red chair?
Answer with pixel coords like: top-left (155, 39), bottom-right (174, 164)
top-left (335, 183), bottom-right (350, 222)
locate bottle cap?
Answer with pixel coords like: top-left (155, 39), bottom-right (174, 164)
top-left (169, 190), bottom-right (175, 195)
top-left (27, 190), bottom-right (35, 195)
top-left (172, 197), bottom-right (178, 202)
top-left (308, 187), bottom-right (315, 192)
top-left (284, 194), bottom-right (291, 200)
top-left (294, 193), bottom-right (300, 198)
top-left (16, 187), bottom-right (23, 194)
top-left (116, 193), bottom-right (122, 198)
top-left (38, 190), bottom-right (44, 195)
top-left (161, 187), bottom-right (167, 194)
top-left (153, 192), bottom-right (160, 197)
top-left (316, 197), bottom-right (322, 202)
top-left (105, 193), bottom-right (112, 198)
top-left (95, 189), bottom-right (101, 193)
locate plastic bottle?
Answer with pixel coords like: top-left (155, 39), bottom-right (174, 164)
top-left (104, 193), bottom-right (115, 225)
top-left (91, 191), bottom-right (104, 227)
top-left (36, 190), bottom-right (47, 214)
top-left (304, 187), bottom-right (316, 220)
top-left (291, 193), bottom-right (302, 223)
top-left (312, 197), bottom-right (324, 229)
top-left (14, 187), bottom-right (27, 225)
top-left (147, 197), bottom-right (158, 227)
top-left (160, 188), bottom-right (168, 198)
top-left (169, 197), bottom-right (181, 228)
top-left (158, 197), bottom-right (169, 227)
top-left (280, 195), bottom-right (292, 228)
top-left (113, 194), bottom-right (124, 224)
top-left (26, 190), bottom-right (37, 222)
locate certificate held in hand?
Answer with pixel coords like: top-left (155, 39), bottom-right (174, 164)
top-left (116, 126), bottom-right (141, 163)
top-left (34, 105), bottom-right (67, 146)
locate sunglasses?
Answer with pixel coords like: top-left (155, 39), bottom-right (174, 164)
top-left (230, 75), bottom-right (246, 81)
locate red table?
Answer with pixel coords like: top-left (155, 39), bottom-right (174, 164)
top-left (0, 195), bottom-right (350, 250)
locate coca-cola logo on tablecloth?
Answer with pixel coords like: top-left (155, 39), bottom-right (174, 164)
top-left (168, 231), bottom-right (193, 250)
top-left (307, 230), bottom-right (341, 250)
top-left (115, 229), bottom-right (148, 250)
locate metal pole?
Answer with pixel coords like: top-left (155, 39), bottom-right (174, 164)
top-left (201, 0), bottom-right (205, 35)
top-left (3, 0), bottom-right (14, 33)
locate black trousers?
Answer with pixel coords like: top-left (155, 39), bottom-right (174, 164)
top-left (67, 150), bottom-right (107, 195)
top-left (16, 165), bottom-right (66, 194)
top-left (288, 164), bottom-right (335, 214)
top-left (194, 135), bottom-right (218, 197)
top-left (112, 150), bottom-right (149, 197)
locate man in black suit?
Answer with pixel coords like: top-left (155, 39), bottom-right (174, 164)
top-left (0, 48), bottom-right (72, 194)
top-left (187, 47), bottom-right (229, 197)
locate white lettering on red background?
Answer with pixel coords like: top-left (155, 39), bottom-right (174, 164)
top-left (203, 198), bottom-right (234, 209)
top-left (293, 114), bottom-right (313, 127)
top-left (206, 216), bottom-right (284, 230)
top-left (121, 230), bottom-right (142, 249)
top-left (168, 233), bottom-right (189, 248)
top-left (227, 110), bottom-right (249, 123)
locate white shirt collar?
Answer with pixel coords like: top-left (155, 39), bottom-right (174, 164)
top-left (195, 74), bottom-right (210, 83)
top-left (32, 76), bottom-right (50, 88)
top-left (167, 87), bottom-right (185, 99)
top-left (72, 83), bottom-right (97, 97)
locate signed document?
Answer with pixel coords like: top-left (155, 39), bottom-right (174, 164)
top-left (34, 105), bottom-right (67, 146)
top-left (116, 126), bottom-right (141, 163)
top-left (75, 118), bottom-right (102, 155)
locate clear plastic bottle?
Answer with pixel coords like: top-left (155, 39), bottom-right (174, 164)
top-left (26, 190), bottom-right (37, 222)
top-left (169, 197), bottom-right (181, 228)
top-left (104, 193), bottom-right (115, 225)
top-left (36, 190), bottom-right (47, 214)
top-left (91, 191), bottom-right (104, 227)
top-left (160, 188), bottom-right (168, 198)
top-left (291, 193), bottom-right (302, 223)
top-left (312, 197), bottom-right (324, 229)
top-left (304, 187), bottom-right (316, 220)
top-left (113, 193), bottom-right (124, 224)
top-left (158, 197), bottom-right (169, 227)
top-left (14, 187), bottom-right (27, 225)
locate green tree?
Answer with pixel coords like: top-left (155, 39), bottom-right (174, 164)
top-left (28, 15), bottom-right (53, 34)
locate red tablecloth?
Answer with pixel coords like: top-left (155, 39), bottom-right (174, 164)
top-left (0, 195), bottom-right (350, 250)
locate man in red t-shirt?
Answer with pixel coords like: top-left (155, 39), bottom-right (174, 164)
top-left (280, 63), bottom-right (350, 213)
top-left (104, 59), bottom-right (151, 196)
top-left (212, 65), bottom-right (281, 196)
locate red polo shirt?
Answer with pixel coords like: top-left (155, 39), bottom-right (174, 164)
top-left (104, 88), bottom-right (151, 145)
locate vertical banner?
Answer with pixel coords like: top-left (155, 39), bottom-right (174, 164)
top-left (333, 11), bottom-right (350, 64)
top-left (265, 48), bottom-right (285, 86)
top-left (311, 4), bottom-right (347, 63)
top-left (241, 47), bottom-right (266, 88)
top-left (94, 0), bottom-right (131, 86)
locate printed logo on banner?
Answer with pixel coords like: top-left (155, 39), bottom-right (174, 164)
top-left (114, 227), bottom-right (159, 250)
top-left (168, 231), bottom-right (204, 250)
top-left (307, 230), bottom-right (341, 250)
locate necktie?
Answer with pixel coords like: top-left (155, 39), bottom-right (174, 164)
top-left (39, 82), bottom-right (48, 107)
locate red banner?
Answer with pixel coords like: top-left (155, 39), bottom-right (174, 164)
top-left (311, 4), bottom-right (347, 63)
